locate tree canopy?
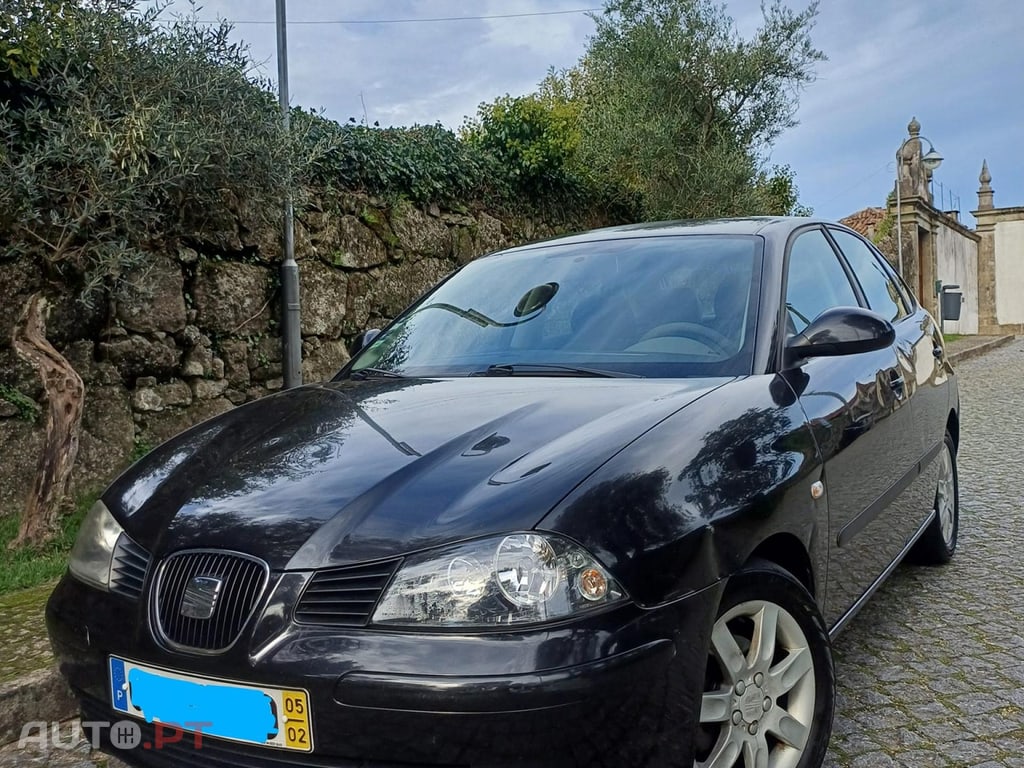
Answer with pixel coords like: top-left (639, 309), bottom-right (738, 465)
top-left (466, 0), bottom-right (824, 219)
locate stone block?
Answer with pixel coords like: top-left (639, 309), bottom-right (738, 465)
top-left (329, 217), bottom-right (389, 270)
top-left (77, 384), bottom-right (135, 487)
top-left (100, 335), bottom-right (181, 381)
top-left (298, 261), bottom-right (348, 337)
top-left (191, 377), bottom-right (229, 400)
top-left (474, 212), bottom-right (507, 254)
top-left (219, 339), bottom-right (251, 388)
top-left (193, 261), bottom-right (273, 334)
top-left (390, 202), bottom-right (452, 260)
top-left (302, 338), bottom-right (350, 383)
top-left (136, 397), bottom-right (234, 447)
top-left (156, 379), bottom-right (192, 407)
top-left (115, 255), bottom-right (188, 333)
top-left (369, 258), bottom-right (453, 318)
top-left (0, 419), bottom-right (41, 517)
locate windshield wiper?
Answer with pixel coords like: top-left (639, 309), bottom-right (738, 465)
top-left (349, 367), bottom-right (406, 380)
top-left (474, 363), bottom-right (641, 379)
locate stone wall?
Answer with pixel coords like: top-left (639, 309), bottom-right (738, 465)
top-left (0, 192), bottom-right (610, 515)
top-left (934, 215), bottom-right (980, 335)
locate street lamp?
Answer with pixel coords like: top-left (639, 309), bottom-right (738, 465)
top-left (895, 122), bottom-right (943, 278)
top-left (276, 0), bottom-right (302, 389)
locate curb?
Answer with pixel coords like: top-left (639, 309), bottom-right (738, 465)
top-left (948, 335), bottom-right (1015, 366)
top-left (0, 666), bottom-right (76, 746)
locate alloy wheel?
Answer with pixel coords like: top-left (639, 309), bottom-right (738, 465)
top-left (936, 443), bottom-right (956, 546)
top-left (696, 600), bottom-right (816, 768)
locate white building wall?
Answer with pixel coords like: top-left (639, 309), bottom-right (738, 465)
top-left (995, 220), bottom-right (1024, 325)
top-left (935, 223), bottom-right (979, 334)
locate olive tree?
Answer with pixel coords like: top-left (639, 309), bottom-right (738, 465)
top-left (574, 0), bottom-right (824, 219)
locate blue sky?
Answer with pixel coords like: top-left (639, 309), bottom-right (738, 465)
top-left (148, 0), bottom-right (1023, 225)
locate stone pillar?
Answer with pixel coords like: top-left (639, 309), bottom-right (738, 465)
top-left (973, 161), bottom-right (998, 332)
top-left (919, 223), bottom-right (938, 319)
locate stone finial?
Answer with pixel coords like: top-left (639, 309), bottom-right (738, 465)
top-left (978, 159), bottom-right (994, 210)
top-left (908, 116), bottom-right (921, 137)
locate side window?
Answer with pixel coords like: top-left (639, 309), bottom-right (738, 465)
top-left (830, 229), bottom-right (908, 322)
top-left (784, 229), bottom-right (860, 336)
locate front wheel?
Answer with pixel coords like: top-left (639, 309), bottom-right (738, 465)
top-left (695, 560), bottom-right (834, 768)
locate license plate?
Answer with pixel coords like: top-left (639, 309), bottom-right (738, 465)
top-left (109, 656), bottom-right (313, 752)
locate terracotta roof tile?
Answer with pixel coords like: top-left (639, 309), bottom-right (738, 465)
top-left (840, 207), bottom-right (887, 238)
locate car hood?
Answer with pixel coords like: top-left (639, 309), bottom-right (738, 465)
top-left (106, 376), bottom-right (727, 569)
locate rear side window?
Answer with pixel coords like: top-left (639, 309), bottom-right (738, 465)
top-left (830, 229), bottom-right (909, 322)
top-left (784, 229), bottom-right (860, 336)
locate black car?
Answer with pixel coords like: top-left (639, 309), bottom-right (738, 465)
top-left (48, 218), bottom-right (960, 768)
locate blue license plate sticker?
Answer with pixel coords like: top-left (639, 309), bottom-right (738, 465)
top-left (107, 657), bottom-right (313, 752)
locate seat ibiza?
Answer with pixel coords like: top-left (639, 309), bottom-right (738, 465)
top-left (48, 218), bottom-right (960, 768)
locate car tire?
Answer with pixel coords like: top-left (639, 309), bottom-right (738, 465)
top-left (910, 432), bottom-right (959, 565)
top-left (694, 560), bottom-right (834, 768)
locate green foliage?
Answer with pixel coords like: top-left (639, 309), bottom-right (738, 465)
top-left (297, 114), bottom-right (506, 205)
top-left (572, 0), bottom-right (824, 219)
top-left (461, 91), bottom-right (581, 198)
top-left (129, 437), bottom-right (154, 464)
top-left (0, 0), bottom-right (334, 304)
top-left (0, 384), bottom-right (40, 422)
top-left (873, 212), bottom-right (895, 245)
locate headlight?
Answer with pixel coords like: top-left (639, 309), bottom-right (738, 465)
top-left (68, 499), bottom-right (124, 590)
top-left (372, 533), bottom-right (627, 627)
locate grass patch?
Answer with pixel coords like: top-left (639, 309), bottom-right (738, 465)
top-left (943, 333), bottom-right (963, 343)
top-left (0, 490), bottom-right (98, 595)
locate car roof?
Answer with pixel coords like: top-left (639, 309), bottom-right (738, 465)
top-left (497, 217), bottom-right (837, 254)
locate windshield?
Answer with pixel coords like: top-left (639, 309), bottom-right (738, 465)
top-left (347, 235), bottom-right (762, 378)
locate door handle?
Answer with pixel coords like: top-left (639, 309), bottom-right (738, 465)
top-left (888, 368), bottom-right (906, 400)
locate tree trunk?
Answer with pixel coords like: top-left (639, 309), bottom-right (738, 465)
top-left (9, 294), bottom-right (85, 549)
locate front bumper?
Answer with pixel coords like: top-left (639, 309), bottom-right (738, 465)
top-left (47, 572), bottom-right (721, 768)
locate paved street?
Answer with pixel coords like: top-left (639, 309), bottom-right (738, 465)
top-left (823, 338), bottom-right (1024, 767)
top-left (3, 340), bottom-right (1023, 768)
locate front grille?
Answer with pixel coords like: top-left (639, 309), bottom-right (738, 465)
top-left (109, 533), bottom-right (150, 599)
top-left (153, 550), bottom-right (268, 653)
top-left (295, 559), bottom-right (401, 626)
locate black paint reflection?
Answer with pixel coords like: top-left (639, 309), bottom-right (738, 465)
top-left (678, 407), bottom-right (799, 519)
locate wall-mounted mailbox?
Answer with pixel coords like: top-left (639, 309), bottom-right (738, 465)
top-left (940, 284), bottom-right (963, 322)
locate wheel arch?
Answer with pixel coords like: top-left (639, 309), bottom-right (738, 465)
top-left (946, 408), bottom-right (960, 453)
top-left (746, 532), bottom-right (816, 598)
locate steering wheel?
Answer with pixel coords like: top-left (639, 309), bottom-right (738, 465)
top-left (637, 322), bottom-right (733, 355)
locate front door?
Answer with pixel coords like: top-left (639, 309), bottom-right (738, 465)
top-left (781, 227), bottom-right (907, 627)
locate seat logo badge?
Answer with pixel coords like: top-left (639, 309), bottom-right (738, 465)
top-left (810, 481), bottom-right (825, 500)
top-left (180, 576), bottom-right (223, 620)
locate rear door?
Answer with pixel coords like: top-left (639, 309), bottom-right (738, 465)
top-left (781, 227), bottom-right (906, 627)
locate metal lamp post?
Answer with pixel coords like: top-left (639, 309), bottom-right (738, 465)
top-left (276, 0), bottom-right (302, 388)
top-left (895, 130), bottom-right (943, 278)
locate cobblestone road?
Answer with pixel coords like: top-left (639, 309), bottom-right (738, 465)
top-left (823, 338), bottom-right (1024, 767)
top-left (3, 340), bottom-right (1022, 767)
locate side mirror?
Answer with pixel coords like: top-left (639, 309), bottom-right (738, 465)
top-left (349, 328), bottom-right (381, 357)
top-left (786, 306), bottom-right (895, 363)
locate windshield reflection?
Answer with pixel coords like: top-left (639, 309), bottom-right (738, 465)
top-left (348, 236), bottom-right (762, 379)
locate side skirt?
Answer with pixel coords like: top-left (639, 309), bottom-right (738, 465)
top-left (828, 509), bottom-right (936, 640)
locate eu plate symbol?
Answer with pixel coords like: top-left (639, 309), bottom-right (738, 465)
top-left (109, 657), bottom-right (128, 713)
